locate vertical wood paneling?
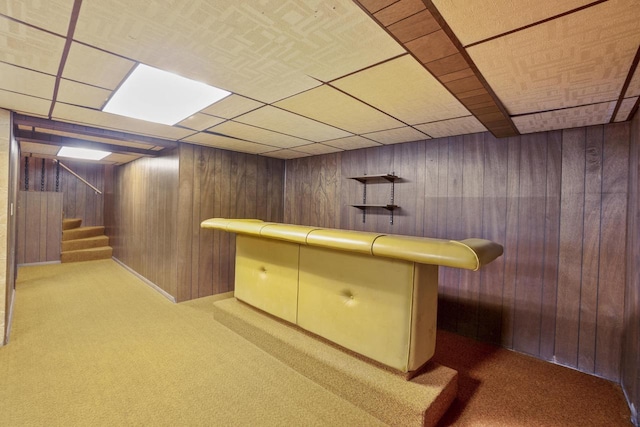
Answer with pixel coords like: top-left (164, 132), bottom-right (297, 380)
top-left (513, 133), bottom-right (546, 356)
top-left (477, 133), bottom-right (507, 345)
top-left (596, 123), bottom-right (629, 381)
top-left (578, 126), bottom-right (603, 373)
top-left (458, 133), bottom-right (483, 338)
top-left (623, 110), bottom-right (640, 426)
top-left (501, 136), bottom-right (520, 348)
top-left (540, 131), bottom-right (562, 360)
top-left (282, 122), bottom-right (632, 381)
top-left (16, 191), bottom-right (62, 264)
top-left (555, 128), bottom-right (586, 367)
top-left (171, 145), bottom-right (285, 301)
top-left (111, 149), bottom-right (180, 298)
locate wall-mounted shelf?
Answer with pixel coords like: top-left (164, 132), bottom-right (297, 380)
top-left (348, 173), bottom-right (399, 224)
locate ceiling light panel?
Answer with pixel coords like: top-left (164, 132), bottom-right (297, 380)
top-left (0, 17), bottom-right (66, 74)
top-left (73, 0), bottom-right (404, 103)
top-left (468, 0), bottom-right (640, 115)
top-left (103, 64), bottom-right (231, 125)
top-left (274, 85), bottom-right (404, 134)
top-left (58, 146), bottom-right (111, 161)
top-left (235, 106), bottom-right (351, 142)
top-left (333, 55), bottom-right (470, 125)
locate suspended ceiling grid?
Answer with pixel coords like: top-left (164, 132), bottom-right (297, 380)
top-left (0, 0), bottom-right (638, 163)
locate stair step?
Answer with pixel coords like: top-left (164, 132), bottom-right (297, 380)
top-left (62, 235), bottom-right (109, 252)
top-left (62, 218), bottom-right (82, 230)
top-left (213, 298), bottom-right (457, 427)
top-left (61, 246), bottom-right (113, 263)
top-left (62, 226), bottom-right (105, 241)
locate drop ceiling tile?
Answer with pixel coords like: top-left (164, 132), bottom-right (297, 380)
top-left (614, 97), bottom-right (638, 122)
top-left (73, 1), bottom-right (404, 103)
top-left (235, 106), bottom-right (351, 142)
top-left (333, 55), bottom-right (469, 125)
top-left (0, 62), bottom-right (55, 99)
top-left (468, 0), bottom-right (640, 115)
top-left (322, 136), bottom-right (382, 150)
top-left (200, 95), bottom-right (264, 119)
top-left (415, 116), bottom-right (487, 138)
top-left (264, 149), bottom-right (311, 160)
top-left (209, 121), bottom-right (310, 149)
top-left (0, 0), bottom-right (74, 36)
top-left (0, 89), bottom-right (51, 117)
top-left (52, 103), bottom-right (193, 140)
top-left (627, 65), bottom-right (640, 98)
top-left (57, 79), bottom-right (111, 109)
top-left (0, 17), bottom-right (65, 74)
top-left (182, 132), bottom-right (276, 154)
top-left (513, 101), bottom-right (616, 134)
top-left (295, 144), bottom-right (344, 155)
top-left (177, 114), bottom-right (226, 131)
top-left (362, 126), bottom-right (430, 145)
top-left (20, 141), bottom-right (61, 157)
top-left (63, 42), bottom-right (135, 90)
top-left (275, 85), bottom-right (404, 134)
top-left (432, 0), bottom-right (596, 46)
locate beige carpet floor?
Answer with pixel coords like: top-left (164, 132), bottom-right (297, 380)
top-left (1, 259), bottom-right (633, 426)
top-left (0, 260), bottom-right (384, 426)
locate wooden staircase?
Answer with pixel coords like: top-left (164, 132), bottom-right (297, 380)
top-left (61, 219), bottom-right (113, 263)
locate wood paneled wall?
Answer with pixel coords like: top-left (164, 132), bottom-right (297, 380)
top-left (16, 191), bottom-right (63, 264)
top-left (108, 149), bottom-right (180, 298)
top-left (624, 110), bottom-right (640, 425)
top-left (107, 143), bottom-right (285, 302)
top-left (19, 157), bottom-right (106, 227)
top-left (284, 123), bottom-right (630, 382)
top-left (176, 144), bottom-right (284, 302)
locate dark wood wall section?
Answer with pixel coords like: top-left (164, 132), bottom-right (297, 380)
top-left (109, 149), bottom-right (180, 298)
top-left (16, 191), bottom-right (63, 264)
top-left (284, 123), bottom-right (630, 382)
top-left (19, 157), bottom-right (106, 227)
top-left (176, 144), bottom-right (284, 302)
top-left (623, 110), bottom-right (640, 425)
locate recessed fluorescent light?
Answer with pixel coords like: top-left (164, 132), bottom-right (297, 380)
top-left (103, 64), bottom-right (231, 126)
top-left (58, 146), bottom-right (111, 161)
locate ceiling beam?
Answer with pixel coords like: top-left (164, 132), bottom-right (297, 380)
top-left (13, 114), bottom-right (178, 149)
top-left (15, 129), bottom-right (159, 157)
top-left (353, 0), bottom-right (519, 138)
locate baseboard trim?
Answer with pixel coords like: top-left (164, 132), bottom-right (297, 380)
top-left (112, 257), bottom-right (177, 303)
top-left (3, 287), bottom-right (16, 345)
top-left (17, 261), bottom-right (61, 267)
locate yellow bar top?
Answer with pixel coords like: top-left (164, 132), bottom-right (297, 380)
top-left (201, 218), bottom-right (503, 270)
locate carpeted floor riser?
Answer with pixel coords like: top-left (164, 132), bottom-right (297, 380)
top-left (213, 298), bottom-right (457, 427)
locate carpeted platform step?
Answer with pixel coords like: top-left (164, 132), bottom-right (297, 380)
top-left (61, 246), bottom-right (113, 263)
top-left (62, 235), bottom-right (110, 252)
top-left (62, 226), bottom-right (105, 241)
top-left (213, 298), bottom-right (458, 427)
top-left (63, 218), bottom-right (83, 230)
